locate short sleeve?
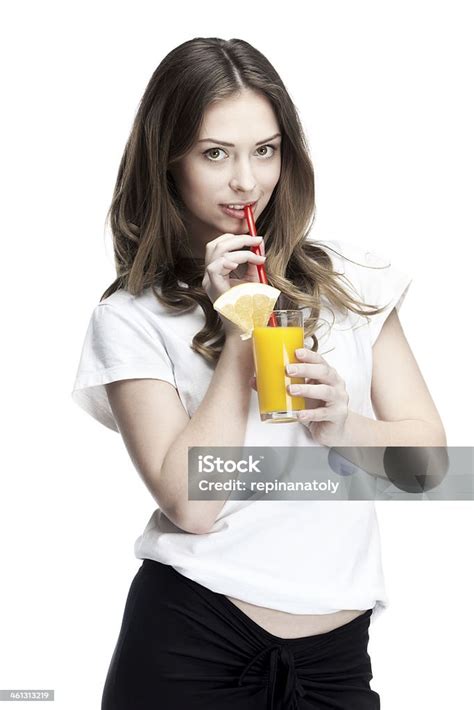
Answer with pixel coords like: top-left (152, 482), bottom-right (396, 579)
top-left (336, 241), bottom-right (413, 348)
top-left (71, 302), bottom-right (177, 432)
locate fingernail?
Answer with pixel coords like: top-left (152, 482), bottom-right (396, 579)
top-left (295, 348), bottom-right (305, 356)
top-left (286, 365), bottom-right (296, 374)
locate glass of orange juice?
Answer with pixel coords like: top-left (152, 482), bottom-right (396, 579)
top-left (252, 309), bottom-right (306, 423)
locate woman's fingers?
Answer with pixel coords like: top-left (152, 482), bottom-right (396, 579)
top-left (287, 382), bottom-right (334, 402)
top-left (286, 362), bottom-right (337, 385)
top-left (204, 249), bottom-right (265, 303)
top-left (206, 250), bottom-right (266, 281)
top-left (223, 250), bottom-right (266, 265)
top-left (206, 234), bottom-right (263, 262)
top-left (286, 350), bottom-right (339, 386)
top-left (249, 375), bottom-right (332, 402)
top-left (203, 233), bottom-right (267, 302)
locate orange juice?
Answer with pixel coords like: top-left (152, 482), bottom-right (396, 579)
top-left (252, 322), bottom-right (306, 423)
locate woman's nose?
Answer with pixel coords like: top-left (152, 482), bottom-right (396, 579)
top-left (230, 166), bottom-right (256, 193)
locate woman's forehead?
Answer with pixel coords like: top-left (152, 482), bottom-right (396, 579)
top-left (199, 93), bottom-right (280, 140)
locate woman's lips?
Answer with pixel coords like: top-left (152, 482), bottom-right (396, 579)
top-left (220, 202), bottom-right (257, 219)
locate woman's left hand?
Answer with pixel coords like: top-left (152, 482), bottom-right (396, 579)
top-left (250, 347), bottom-right (350, 447)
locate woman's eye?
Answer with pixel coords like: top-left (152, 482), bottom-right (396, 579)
top-left (204, 148), bottom-right (226, 161)
top-left (256, 144), bottom-right (277, 157)
top-left (203, 144), bottom-right (278, 162)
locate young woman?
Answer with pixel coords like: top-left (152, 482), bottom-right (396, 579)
top-left (72, 37), bottom-right (446, 710)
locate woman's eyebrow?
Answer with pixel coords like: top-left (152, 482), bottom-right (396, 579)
top-left (197, 133), bottom-right (282, 147)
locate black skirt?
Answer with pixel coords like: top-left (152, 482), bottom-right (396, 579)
top-left (101, 559), bottom-right (380, 709)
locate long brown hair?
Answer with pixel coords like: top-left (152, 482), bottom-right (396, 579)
top-left (101, 37), bottom-right (389, 365)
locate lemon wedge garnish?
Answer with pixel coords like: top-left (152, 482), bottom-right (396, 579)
top-left (213, 283), bottom-right (281, 340)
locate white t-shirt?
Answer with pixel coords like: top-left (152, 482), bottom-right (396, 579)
top-left (71, 239), bottom-right (412, 622)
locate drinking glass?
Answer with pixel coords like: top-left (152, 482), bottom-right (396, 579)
top-left (252, 309), bottom-right (306, 423)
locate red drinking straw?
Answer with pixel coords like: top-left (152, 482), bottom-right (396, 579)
top-left (244, 204), bottom-right (277, 327)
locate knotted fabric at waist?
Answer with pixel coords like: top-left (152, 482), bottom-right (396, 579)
top-left (238, 643), bottom-right (306, 710)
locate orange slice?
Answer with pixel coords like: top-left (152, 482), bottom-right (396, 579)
top-left (213, 283), bottom-right (281, 340)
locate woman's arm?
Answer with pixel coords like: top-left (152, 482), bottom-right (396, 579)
top-left (335, 308), bottom-right (448, 486)
top-left (106, 233), bottom-right (265, 534)
top-left (277, 307), bottom-right (448, 484)
top-left (106, 333), bottom-right (254, 535)
top-left (346, 307), bottom-right (447, 446)
top-left (158, 333), bottom-right (254, 533)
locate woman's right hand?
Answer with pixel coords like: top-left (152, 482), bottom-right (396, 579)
top-left (202, 233), bottom-right (266, 334)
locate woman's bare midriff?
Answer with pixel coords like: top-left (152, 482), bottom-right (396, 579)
top-left (225, 596), bottom-right (368, 638)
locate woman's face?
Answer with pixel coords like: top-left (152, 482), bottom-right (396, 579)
top-left (170, 89), bottom-right (282, 257)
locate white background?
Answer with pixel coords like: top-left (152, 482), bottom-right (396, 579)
top-left (1, 1), bottom-right (473, 708)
